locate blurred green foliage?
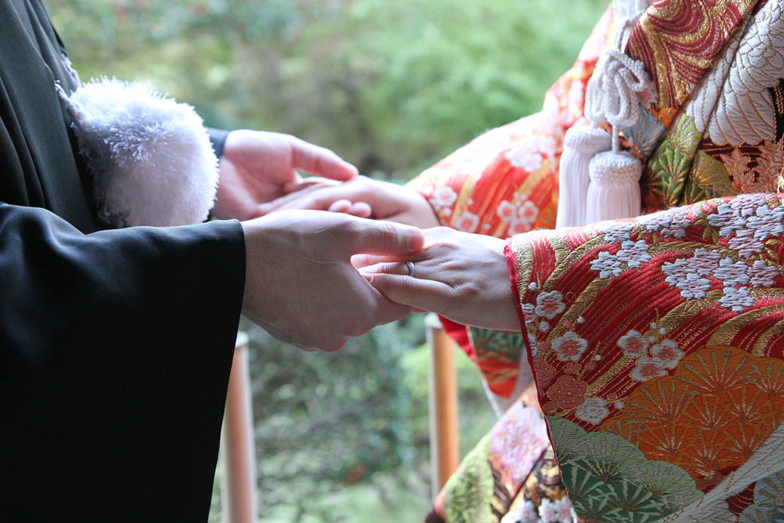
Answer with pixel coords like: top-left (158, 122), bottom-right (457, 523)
top-left (50, 0), bottom-right (607, 178)
top-left (47, 0), bottom-right (609, 520)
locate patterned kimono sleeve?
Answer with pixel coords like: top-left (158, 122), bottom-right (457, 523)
top-left (405, 6), bottom-right (615, 240)
top-left (507, 193), bottom-right (784, 522)
top-left (406, 6), bottom-right (616, 396)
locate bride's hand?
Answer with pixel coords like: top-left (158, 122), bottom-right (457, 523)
top-left (356, 227), bottom-right (521, 331)
top-left (256, 175), bottom-right (440, 228)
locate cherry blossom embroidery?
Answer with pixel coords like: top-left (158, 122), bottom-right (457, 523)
top-left (429, 186), bottom-right (458, 211)
top-left (676, 273), bottom-right (712, 300)
top-left (528, 333), bottom-right (539, 356)
top-left (712, 257), bottom-right (750, 287)
top-left (615, 239), bottom-right (652, 269)
top-left (539, 496), bottom-right (576, 523)
top-left (454, 211), bottom-right (480, 233)
top-left (638, 207), bottom-right (690, 238)
top-left (501, 500), bottom-right (538, 523)
top-left (590, 250), bottom-right (623, 278)
top-left (552, 332), bottom-right (588, 362)
top-left (618, 330), bottom-right (649, 358)
top-left (747, 203), bottom-right (784, 241)
top-left (662, 258), bottom-right (690, 286)
top-left (749, 260), bottom-right (780, 287)
top-left (575, 396), bottom-right (610, 424)
top-left (691, 248), bottom-right (723, 277)
top-left (650, 339), bottom-right (684, 369)
top-left (728, 227), bottom-right (766, 258)
top-left (548, 375), bottom-right (588, 410)
top-left (498, 200), bottom-right (516, 222)
top-left (660, 210), bottom-right (691, 239)
top-left (506, 148), bottom-right (544, 172)
top-left (510, 201), bottom-right (540, 234)
top-left (490, 405), bottom-right (550, 484)
top-left (730, 193), bottom-right (767, 217)
top-left (631, 356), bottom-right (668, 381)
top-left (534, 359), bottom-right (556, 388)
top-left (535, 291), bottom-right (566, 319)
top-left (539, 498), bottom-right (558, 523)
top-left (637, 210), bottom-right (671, 232)
top-left (521, 303), bottom-right (536, 324)
top-left (598, 221), bottom-right (634, 243)
top-left (720, 286), bottom-right (755, 312)
top-left (706, 202), bottom-right (746, 237)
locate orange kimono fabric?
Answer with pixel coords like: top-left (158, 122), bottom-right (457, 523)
top-left (508, 193), bottom-right (784, 522)
top-left (416, 0), bottom-right (784, 521)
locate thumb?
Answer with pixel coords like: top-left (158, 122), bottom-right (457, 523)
top-left (291, 142), bottom-right (358, 181)
top-left (346, 219), bottom-right (425, 257)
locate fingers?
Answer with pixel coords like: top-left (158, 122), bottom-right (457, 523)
top-left (345, 220), bottom-right (425, 257)
top-left (283, 177), bottom-right (340, 194)
top-left (255, 183), bottom-right (332, 215)
top-left (357, 261), bottom-right (412, 276)
top-left (364, 273), bottom-right (446, 311)
top-left (327, 200), bottom-right (372, 217)
top-left (291, 138), bottom-right (358, 181)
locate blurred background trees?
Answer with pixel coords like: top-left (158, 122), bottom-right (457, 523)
top-left (47, 0), bottom-right (608, 520)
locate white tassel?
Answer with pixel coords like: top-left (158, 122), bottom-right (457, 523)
top-left (577, 18), bottom-right (654, 226)
top-left (556, 126), bottom-right (612, 228)
top-left (57, 78), bottom-right (219, 228)
top-left (585, 150), bottom-right (641, 223)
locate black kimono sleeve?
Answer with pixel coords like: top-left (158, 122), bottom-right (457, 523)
top-left (0, 3), bottom-right (251, 519)
top-left (0, 204), bottom-right (247, 521)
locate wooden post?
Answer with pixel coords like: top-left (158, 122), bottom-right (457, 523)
top-left (220, 331), bottom-right (258, 523)
top-left (426, 314), bottom-right (460, 499)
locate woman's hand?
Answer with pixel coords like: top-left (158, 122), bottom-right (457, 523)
top-left (212, 130), bottom-right (358, 221)
top-left (357, 227), bottom-right (521, 331)
top-left (257, 175), bottom-right (440, 229)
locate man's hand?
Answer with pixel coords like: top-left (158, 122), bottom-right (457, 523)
top-left (213, 130), bottom-right (358, 221)
top-left (241, 211), bottom-right (425, 352)
top-left (257, 175), bottom-right (441, 229)
top-left (357, 227), bottom-right (520, 331)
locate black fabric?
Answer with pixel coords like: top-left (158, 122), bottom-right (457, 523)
top-left (207, 127), bottom-right (230, 160)
top-left (1, 0), bottom-right (95, 232)
top-left (0, 1), bottom-right (248, 520)
top-left (0, 205), bottom-right (246, 520)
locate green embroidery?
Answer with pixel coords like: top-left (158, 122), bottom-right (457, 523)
top-left (646, 114), bottom-right (704, 209)
top-left (682, 150), bottom-right (736, 204)
top-left (549, 418), bottom-right (702, 522)
top-left (443, 435), bottom-right (495, 523)
top-left (468, 327), bottom-right (527, 361)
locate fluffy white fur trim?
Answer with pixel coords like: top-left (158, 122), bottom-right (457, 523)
top-left (60, 78), bottom-right (219, 227)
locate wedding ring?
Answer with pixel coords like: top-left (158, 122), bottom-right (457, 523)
top-left (406, 261), bottom-right (415, 278)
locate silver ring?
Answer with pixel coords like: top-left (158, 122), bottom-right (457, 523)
top-left (406, 261), bottom-right (415, 278)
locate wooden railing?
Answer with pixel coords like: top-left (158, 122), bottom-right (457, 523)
top-left (219, 332), bottom-right (258, 523)
top-left (425, 314), bottom-right (460, 496)
top-left (219, 316), bottom-right (460, 520)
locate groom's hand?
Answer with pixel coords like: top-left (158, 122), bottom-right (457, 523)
top-left (241, 211), bottom-right (425, 351)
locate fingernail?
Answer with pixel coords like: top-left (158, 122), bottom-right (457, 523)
top-left (406, 227), bottom-right (425, 251)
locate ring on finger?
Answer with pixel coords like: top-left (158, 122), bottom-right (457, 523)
top-left (406, 261), bottom-right (415, 278)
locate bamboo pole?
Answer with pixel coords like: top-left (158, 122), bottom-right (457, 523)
top-left (220, 331), bottom-right (258, 523)
top-left (426, 314), bottom-right (460, 499)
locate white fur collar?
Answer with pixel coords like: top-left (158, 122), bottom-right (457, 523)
top-left (58, 78), bottom-right (219, 228)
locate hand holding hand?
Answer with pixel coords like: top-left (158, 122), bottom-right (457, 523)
top-left (257, 175), bottom-right (440, 229)
top-left (241, 211), bottom-right (425, 351)
top-left (213, 130), bottom-right (358, 221)
top-left (357, 227), bottom-right (520, 331)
